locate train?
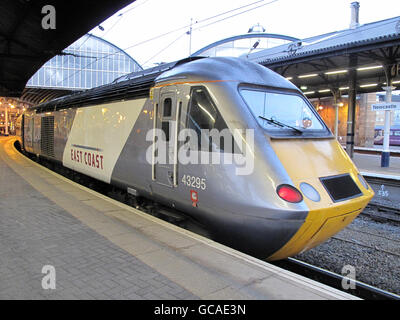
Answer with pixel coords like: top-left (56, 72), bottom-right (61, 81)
top-left (374, 125), bottom-right (400, 146)
top-left (19, 56), bottom-right (374, 260)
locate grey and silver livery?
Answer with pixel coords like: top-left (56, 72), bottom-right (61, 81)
top-left (21, 57), bottom-right (373, 260)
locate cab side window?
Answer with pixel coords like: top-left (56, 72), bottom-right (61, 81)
top-left (162, 98), bottom-right (172, 142)
top-left (187, 86), bottom-right (237, 153)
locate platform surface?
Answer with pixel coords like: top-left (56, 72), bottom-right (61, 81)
top-left (0, 136), bottom-right (357, 300)
top-left (352, 152), bottom-right (400, 180)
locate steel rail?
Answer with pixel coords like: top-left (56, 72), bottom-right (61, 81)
top-left (274, 257), bottom-right (400, 300)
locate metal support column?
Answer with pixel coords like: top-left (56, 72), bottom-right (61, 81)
top-left (332, 89), bottom-right (341, 140)
top-left (380, 64), bottom-right (397, 167)
top-left (346, 59), bottom-right (357, 158)
top-left (381, 83), bottom-right (394, 167)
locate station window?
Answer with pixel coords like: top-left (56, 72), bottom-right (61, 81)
top-left (187, 86), bottom-right (237, 153)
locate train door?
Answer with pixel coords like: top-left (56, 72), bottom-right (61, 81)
top-left (153, 86), bottom-right (180, 187)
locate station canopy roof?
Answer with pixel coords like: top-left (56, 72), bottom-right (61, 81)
top-left (248, 16), bottom-right (400, 99)
top-left (0, 0), bottom-right (134, 97)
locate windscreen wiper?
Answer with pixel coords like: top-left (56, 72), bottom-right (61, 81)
top-left (258, 116), bottom-right (303, 134)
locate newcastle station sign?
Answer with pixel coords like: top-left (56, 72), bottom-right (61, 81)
top-left (371, 102), bottom-right (400, 111)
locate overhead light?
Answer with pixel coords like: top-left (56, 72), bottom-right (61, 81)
top-left (304, 91), bottom-right (315, 95)
top-left (285, 77), bottom-right (293, 80)
top-left (339, 87), bottom-right (349, 90)
top-left (357, 65), bottom-right (383, 71)
top-left (299, 73), bottom-right (318, 78)
top-left (360, 83), bottom-right (378, 88)
top-left (383, 81), bottom-right (400, 85)
top-left (325, 69), bottom-right (348, 75)
top-left (300, 86), bottom-right (308, 90)
top-left (318, 89), bottom-right (331, 93)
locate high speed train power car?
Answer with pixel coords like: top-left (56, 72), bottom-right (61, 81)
top-left (19, 57), bottom-right (374, 260)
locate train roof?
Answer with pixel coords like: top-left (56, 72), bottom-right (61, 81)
top-left (156, 56), bottom-right (299, 91)
top-left (29, 57), bottom-right (298, 113)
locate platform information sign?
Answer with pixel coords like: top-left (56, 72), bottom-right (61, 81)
top-left (371, 102), bottom-right (400, 111)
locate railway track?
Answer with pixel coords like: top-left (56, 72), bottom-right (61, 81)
top-left (273, 258), bottom-right (400, 300)
top-left (363, 203), bottom-right (400, 224)
top-left (362, 176), bottom-right (400, 224)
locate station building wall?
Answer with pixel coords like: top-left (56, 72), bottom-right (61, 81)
top-left (312, 93), bottom-right (400, 148)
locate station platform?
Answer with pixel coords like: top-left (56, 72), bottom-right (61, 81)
top-left (0, 136), bottom-right (356, 300)
top-left (352, 152), bottom-right (400, 180)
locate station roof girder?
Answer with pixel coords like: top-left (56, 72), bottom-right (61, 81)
top-left (0, 0), bottom-right (134, 98)
top-left (249, 16), bottom-right (400, 99)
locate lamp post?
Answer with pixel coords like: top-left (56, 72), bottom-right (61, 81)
top-left (4, 104), bottom-right (8, 136)
top-left (187, 18), bottom-right (193, 56)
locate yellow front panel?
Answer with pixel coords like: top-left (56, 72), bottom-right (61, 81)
top-left (267, 138), bottom-right (374, 260)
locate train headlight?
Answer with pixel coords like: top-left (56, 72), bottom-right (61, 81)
top-left (357, 173), bottom-right (369, 190)
top-left (277, 184), bottom-right (303, 203)
top-left (300, 182), bottom-right (321, 202)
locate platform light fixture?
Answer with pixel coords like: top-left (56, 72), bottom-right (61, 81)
top-left (299, 73), bottom-right (318, 78)
top-left (285, 77), bottom-right (293, 80)
top-left (359, 83), bottom-right (378, 88)
top-left (325, 69), bottom-right (348, 75)
top-left (318, 89), bottom-right (331, 93)
top-left (339, 87), bottom-right (349, 90)
top-left (304, 91), bottom-right (315, 95)
top-left (357, 65), bottom-right (383, 71)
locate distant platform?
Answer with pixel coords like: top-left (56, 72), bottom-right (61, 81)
top-left (352, 152), bottom-right (400, 181)
top-left (341, 145), bottom-right (400, 156)
top-left (354, 146), bottom-right (400, 155)
top-left (0, 136), bottom-right (356, 300)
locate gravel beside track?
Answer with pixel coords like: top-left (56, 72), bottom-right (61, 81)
top-left (295, 215), bottom-right (400, 295)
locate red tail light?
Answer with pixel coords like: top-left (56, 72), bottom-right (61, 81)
top-left (277, 184), bottom-right (303, 203)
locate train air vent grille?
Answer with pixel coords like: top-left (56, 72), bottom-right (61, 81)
top-left (320, 174), bottom-right (362, 202)
top-left (41, 116), bottom-right (55, 158)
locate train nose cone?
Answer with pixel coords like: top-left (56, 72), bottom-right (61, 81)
top-left (266, 138), bottom-right (374, 261)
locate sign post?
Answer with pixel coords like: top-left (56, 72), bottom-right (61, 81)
top-left (372, 87), bottom-right (398, 167)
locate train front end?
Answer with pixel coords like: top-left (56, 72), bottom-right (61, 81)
top-left (266, 138), bottom-right (374, 260)
top-left (237, 78), bottom-right (374, 261)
